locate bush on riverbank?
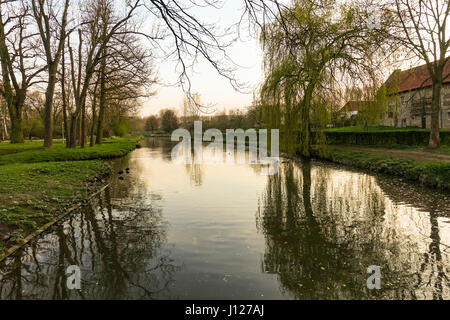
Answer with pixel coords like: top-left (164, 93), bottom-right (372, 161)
top-left (312, 147), bottom-right (450, 189)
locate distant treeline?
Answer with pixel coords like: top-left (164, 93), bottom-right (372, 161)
top-left (131, 105), bottom-right (263, 136)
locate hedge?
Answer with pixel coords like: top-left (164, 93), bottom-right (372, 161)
top-left (310, 130), bottom-right (450, 146)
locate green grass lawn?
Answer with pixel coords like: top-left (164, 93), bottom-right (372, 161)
top-left (428, 144), bottom-right (450, 155)
top-left (362, 144), bottom-right (450, 155)
top-left (0, 137), bottom-right (138, 164)
top-left (0, 161), bottom-right (109, 234)
top-left (0, 136), bottom-right (140, 258)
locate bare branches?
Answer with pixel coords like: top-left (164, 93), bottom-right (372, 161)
top-left (391, 0), bottom-right (450, 69)
top-left (0, 0), bottom-right (45, 142)
top-left (141, 0), bottom-right (246, 109)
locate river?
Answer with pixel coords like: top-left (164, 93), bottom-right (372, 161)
top-left (0, 138), bottom-right (449, 299)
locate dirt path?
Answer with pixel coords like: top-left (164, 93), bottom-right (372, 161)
top-left (332, 145), bottom-right (450, 163)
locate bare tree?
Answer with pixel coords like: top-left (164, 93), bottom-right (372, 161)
top-left (160, 108), bottom-right (178, 132)
top-left (65, 0), bottom-right (142, 148)
top-left (59, 41), bottom-right (69, 144)
top-left (88, 77), bottom-right (99, 146)
top-left (95, 41), bottom-right (107, 145)
top-left (31, 0), bottom-right (70, 148)
top-left (145, 115), bottom-right (158, 133)
top-left (0, 0), bottom-right (44, 143)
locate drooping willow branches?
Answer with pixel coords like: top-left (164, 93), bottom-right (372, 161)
top-left (258, 0), bottom-right (392, 157)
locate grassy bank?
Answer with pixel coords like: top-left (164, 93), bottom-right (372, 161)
top-left (335, 144), bottom-right (450, 156)
top-left (312, 146), bottom-right (450, 190)
top-left (324, 125), bottom-right (432, 132)
top-left (0, 137), bottom-right (140, 258)
top-left (0, 137), bottom-right (138, 165)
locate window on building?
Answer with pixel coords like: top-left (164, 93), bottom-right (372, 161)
top-left (401, 118), bottom-right (407, 127)
top-left (448, 111), bottom-right (450, 119)
top-left (401, 96), bottom-right (406, 105)
top-left (444, 94), bottom-right (450, 106)
top-left (388, 105), bottom-right (394, 118)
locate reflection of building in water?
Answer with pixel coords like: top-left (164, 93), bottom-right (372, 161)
top-left (257, 161), bottom-right (450, 299)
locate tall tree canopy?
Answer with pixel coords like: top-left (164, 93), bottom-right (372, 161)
top-left (259, 0), bottom-right (390, 156)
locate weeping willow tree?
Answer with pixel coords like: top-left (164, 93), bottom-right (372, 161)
top-left (260, 0), bottom-right (391, 157)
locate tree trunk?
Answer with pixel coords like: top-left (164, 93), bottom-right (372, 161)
top-left (43, 65), bottom-right (57, 148)
top-left (428, 81), bottom-right (441, 149)
top-left (68, 114), bottom-right (78, 148)
top-left (96, 48), bottom-right (107, 145)
top-left (62, 94), bottom-right (69, 146)
top-left (61, 51), bottom-right (70, 147)
top-left (299, 86), bottom-right (313, 158)
top-left (96, 94), bottom-right (105, 145)
top-left (0, 103), bottom-right (7, 141)
top-left (7, 96), bottom-right (25, 144)
top-left (90, 105), bottom-right (96, 147)
top-left (9, 106), bottom-right (24, 144)
top-left (76, 114), bottom-right (81, 146)
top-left (90, 84), bottom-right (98, 147)
top-left (81, 102), bottom-right (86, 148)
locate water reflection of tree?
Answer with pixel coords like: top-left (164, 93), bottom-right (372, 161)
top-left (375, 177), bottom-right (450, 216)
top-left (256, 159), bottom-right (357, 299)
top-left (0, 250), bottom-right (23, 299)
top-left (414, 204), bottom-right (448, 300)
top-left (256, 159), bottom-right (449, 299)
top-left (376, 177), bottom-right (449, 299)
top-left (185, 164), bottom-right (203, 186)
top-left (0, 186), bottom-right (179, 300)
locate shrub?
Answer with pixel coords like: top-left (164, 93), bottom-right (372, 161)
top-left (112, 117), bottom-right (130, 137)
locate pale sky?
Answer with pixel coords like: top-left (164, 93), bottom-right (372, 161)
top-left (140, 2), bottom-right (264, 117)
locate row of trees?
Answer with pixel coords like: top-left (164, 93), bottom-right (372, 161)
top-left (0, 87), bottom-right (134, 142)
top-left (0, 0), bottom-right (280, 147)
top-left (142, 104), bottom-right (263, 135)
top-left (0, 0), bottom-right (155, 147)
top-left (2, 0), bottom-right (446, 153)
top-left (142, 110), bottom-right (179, 134)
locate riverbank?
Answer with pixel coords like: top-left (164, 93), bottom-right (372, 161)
top-left (311, 145), bottom-right (450, 190)
top-left (0, 137), bottom-right (141, 258)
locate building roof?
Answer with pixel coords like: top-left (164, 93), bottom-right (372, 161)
top-left (341, 100), bottom-right (372, 112)
top-left (385, 60), bottom-right (450, 94)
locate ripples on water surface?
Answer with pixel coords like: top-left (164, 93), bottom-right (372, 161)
top-left (0, 138), bottom-right (449, 299)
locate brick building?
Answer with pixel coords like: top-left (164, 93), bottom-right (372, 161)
top-left (383, 61), bottom-right (450, 129)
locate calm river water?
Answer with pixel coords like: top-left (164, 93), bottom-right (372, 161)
top-left (0, 138), bottom-right (449, 299)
